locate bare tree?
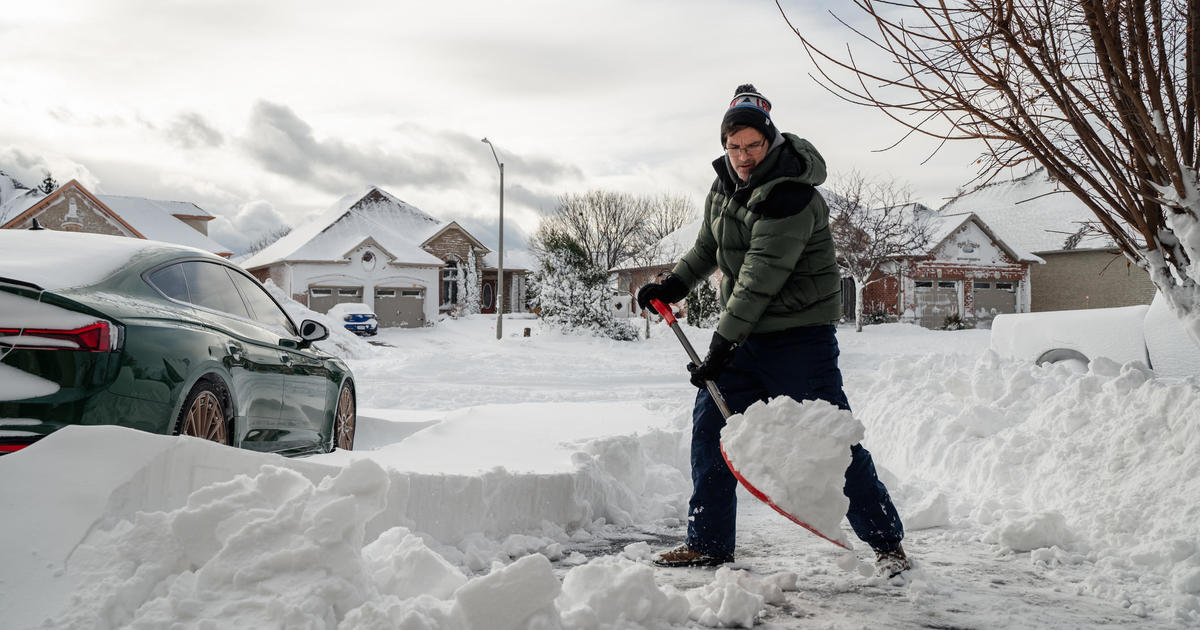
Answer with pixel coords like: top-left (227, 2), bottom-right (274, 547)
top-left (628, 192), bottom-right (699, 268)
top-left (781, 0), bottom-right (1200, 345)
top-left (829, 172), bottom-right (934, 331)
top-left (537, 190), bottom-right (652, 271)
top-left (536, 190), bottom-right (697, 271)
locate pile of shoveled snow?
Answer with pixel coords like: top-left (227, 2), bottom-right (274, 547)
top-left (720, 396), bottom-right (864, 548)
top-left (854, 350), bottom-right (1200, 622)
top-left (39, 447), bottom-right (792, 629)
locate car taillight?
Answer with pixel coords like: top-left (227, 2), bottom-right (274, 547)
top-left (0, 321), bottom-right (120, 352)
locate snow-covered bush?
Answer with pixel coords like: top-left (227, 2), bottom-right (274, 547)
top-left (456, 249), bottom-right (481, 316)
top-left (686, 279), bottom-right (721, 328)
top-left (530, 232), bottom-right (637, 341)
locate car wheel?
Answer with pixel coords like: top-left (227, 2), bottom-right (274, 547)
top-left (175, 378), bottom-right (231, 445)
top-left (335, 380), bottom-right (356, 450)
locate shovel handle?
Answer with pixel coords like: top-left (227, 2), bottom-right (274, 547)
top-left (649, 299), bottom-right (733, 419)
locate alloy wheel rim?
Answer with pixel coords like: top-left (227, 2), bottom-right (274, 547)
top-left (337, 385), bottom-right (355, 449)
top-left (184, 390), bottom-right (226, 443)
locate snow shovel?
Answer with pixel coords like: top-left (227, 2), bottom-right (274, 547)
top-left (649, 299), bottom-right (851, 550)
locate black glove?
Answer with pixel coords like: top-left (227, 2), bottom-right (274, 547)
top-left (687, 332), bottom-right (737, 388)
top-left (636, 273), bottom-right (689, 312)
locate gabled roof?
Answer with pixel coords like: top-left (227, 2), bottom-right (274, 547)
top-left (0, 178), bottom-right (231, 256)
top-left (99, 194), bottom-right (213, 220)
top-left (97, 194), bottom-right (230, 255)
top-left (1, 180), bottom-right (145, 237)
top-left (424, 221), bottom-right (490, 254)
top-left (937, 168), bottom-right (1116, 253)
top-left (927, 212), bottom-right (1042, 263)
top-left (241, 186), bottom-right (447, 270)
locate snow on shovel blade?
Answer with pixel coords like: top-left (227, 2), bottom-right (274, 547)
top-left (719, 442), bottom-right (851, 549)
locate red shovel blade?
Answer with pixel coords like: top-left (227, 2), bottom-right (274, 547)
top-left (720, 442), bottom-right (851, 549)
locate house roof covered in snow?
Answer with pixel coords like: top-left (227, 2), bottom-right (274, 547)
top-left (240, 186), bottom-right (448, 270)
top-left (937, 169), bottom-right (1116, 253)
top-left (927, 211), bottom-right (1043, 263)
top-left (0, 170), bottom-right (43, 225)
top-left (96, 195), bottom-right (229, 255)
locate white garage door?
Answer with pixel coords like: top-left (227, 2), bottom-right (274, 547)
top-left (914, 280), bottom-right (959, 328)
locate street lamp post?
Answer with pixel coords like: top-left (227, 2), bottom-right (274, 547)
top-left (481, 137), bottom-right (504, 340)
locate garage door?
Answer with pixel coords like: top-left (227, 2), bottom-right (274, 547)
top-left (375, 287), bottom-right (425, 328)
top-left (973, 280), bottom-right (1016, 321)
top-left (914, 280), bottom-right (959, 328)
top-left (308, 286), bottom-right (363, 314)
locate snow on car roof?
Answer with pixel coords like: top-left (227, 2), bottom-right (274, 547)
top-left (0, 229), bottom-right (209, 291)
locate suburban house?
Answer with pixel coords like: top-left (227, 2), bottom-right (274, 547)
top-left (610, 217), bottom-right (708, 319)
top-left (855, 207), bottom-right (1042, 328)
top-left (0, 173), bottom-right (231, 256)
top-left (937, 169), bottom-right (1157, 311)
top-left (241, 186), bottom-right (526, 328)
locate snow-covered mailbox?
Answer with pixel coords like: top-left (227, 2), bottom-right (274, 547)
top-left (989, 292), bottom-right (1200, 377)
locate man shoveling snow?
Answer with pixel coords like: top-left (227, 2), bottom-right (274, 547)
top-left (637, 83), bottom-right (909, 577)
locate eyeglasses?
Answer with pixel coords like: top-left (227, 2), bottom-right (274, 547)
top-left (725, 139), bottom-right (767, 155)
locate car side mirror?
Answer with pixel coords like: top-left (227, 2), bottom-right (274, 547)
top-left (297, 319), bottom-right (329, 348)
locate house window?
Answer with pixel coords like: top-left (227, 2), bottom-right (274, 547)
top-left (442, 261), bottom-right (459, 305)
top-left (401, 289), bottom-right (423, 297)
top-left (338, 288), bottom-right (361, 297)
top-left (996, 282), bottom-right (1014, 291)
top-left (914, 281), bottom-right (933, 288)
top-left (974, 282), bottom-right (991, 289)
top-left (310, 288), bottom-right (333, 297)
top-left (938, 281), bottom-right (956, 289)
top-left (361, 251), bottom-right (376, 272)
top-left (376, 289), bottom-right (396, 298)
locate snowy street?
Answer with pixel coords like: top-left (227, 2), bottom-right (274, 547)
top-left (2, 313), bottom-right (1197, 629)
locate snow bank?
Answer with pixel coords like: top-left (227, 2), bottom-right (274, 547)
top-left (10, 424), bottom-right (775, 630)
top-left (720, 397), bottom-right (864, 548)
top-left (855, 350), bottom-right (1200, 620)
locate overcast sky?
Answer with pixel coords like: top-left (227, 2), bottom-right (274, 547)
top-left (0, 0), bottom-right (989, 255)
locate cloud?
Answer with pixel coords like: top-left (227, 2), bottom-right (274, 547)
top-left (0, 146), bottom-right (102, 190)
top-left (166, 112), bottom-right (224, 149)
top-left (241, 101), bottom-right (468, 194)
top-left (208, 199), bottom-right (291, 255)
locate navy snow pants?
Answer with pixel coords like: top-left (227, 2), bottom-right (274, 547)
top-left (685, 324), bottom-right (904, 558)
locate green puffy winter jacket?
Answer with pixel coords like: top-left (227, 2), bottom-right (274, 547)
top-left (671, 133), bottom-right (842, 343)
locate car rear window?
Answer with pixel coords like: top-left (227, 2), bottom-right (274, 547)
top-left (149, 264), bottom-right (189, 302)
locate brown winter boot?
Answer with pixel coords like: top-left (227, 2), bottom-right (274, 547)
top-left (653, 544), bottom-right (734, 568)
top-left (875, 543), bottom-right (912, 578)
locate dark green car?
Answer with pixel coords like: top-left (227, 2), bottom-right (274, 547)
top-left (0, 229), bottom-right (355, 456)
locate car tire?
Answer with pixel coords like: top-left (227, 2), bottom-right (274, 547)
top-left (334, 380), bottom-right (356, 451)
top-left (174, 377), bottom-right (231, 445)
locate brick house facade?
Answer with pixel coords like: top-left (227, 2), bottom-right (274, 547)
top-left (854, 213), bottom-right (1038, 328)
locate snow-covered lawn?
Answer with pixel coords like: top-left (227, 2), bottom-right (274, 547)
top-left (2, 315), bottom-right (1198, 629)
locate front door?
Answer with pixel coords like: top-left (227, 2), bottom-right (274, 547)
top-left (481, 279), bottom-right (496, 314)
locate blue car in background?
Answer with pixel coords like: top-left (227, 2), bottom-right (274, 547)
top-left (327, 302), bottom-right (379, 336)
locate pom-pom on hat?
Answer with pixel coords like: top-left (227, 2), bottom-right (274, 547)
top-left (721, 83), bottom-right (775, 147)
